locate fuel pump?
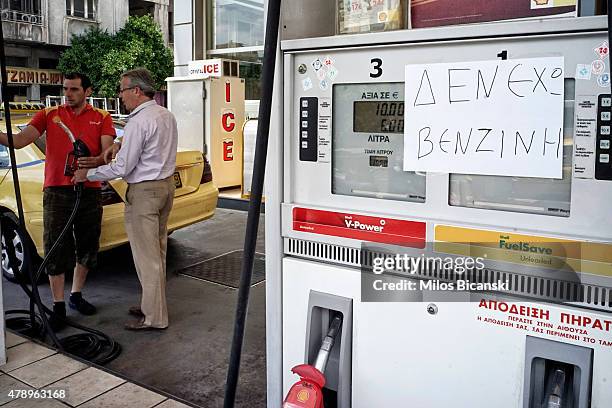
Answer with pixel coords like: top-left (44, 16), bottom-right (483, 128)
top-left (266, 2), bottom-right (612, 407)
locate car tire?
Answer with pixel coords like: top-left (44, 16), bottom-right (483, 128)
top-left (1, 213), bottom-right (39, 283)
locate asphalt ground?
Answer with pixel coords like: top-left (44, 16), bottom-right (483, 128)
top-left (2, 208), bottom-right (267, 408)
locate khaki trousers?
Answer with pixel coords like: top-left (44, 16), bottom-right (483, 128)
top-left (124, 177), bottom-right (175, 328)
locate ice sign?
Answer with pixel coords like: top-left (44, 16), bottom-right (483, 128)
top-left (403, 57), bottom-right (565, 178)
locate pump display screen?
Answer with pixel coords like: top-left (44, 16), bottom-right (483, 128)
top-left (353, 101), bottom-right (405, 133)
top-left (332, 82), bottom-right (425, 203)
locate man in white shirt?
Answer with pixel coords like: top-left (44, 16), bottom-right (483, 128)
top-left (74, 68), bottom-right (178, 330)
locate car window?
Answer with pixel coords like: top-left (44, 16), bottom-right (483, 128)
top-left (0, 145), bottom-right (9, 168)
top-left (1, 124), bottom-right (29, 167)
top-left (34, 134), bottom-right (46, 155)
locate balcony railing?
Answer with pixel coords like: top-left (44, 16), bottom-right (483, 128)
top-left (1, 9), bottom-right (44, 26)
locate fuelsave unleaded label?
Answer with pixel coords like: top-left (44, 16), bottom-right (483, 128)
top-left (292, 207), bottom-right (425, 247)
top-left (434, 225), bottom-right (612, 277)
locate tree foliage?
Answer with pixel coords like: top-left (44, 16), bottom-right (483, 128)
top-left (57, 27), bottom-right (114, 94)
top-left (58, 16), bottom-right (173, 97)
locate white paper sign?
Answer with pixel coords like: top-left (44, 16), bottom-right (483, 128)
top-left (403, 57), bottom-right (565, 178)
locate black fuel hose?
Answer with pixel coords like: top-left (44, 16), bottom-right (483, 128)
top-left (3, 187), bottom-right (82, 347)
top-left (5, 186), bottom-right (121, 365)
top-left (1, 16), bottom-right (121, 365)
top-left (4, 310), bottom-right (44, 337)
top-left (1, 169), bottom-right (122, 364)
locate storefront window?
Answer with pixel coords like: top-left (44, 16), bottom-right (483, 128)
top-left (209, 0), bottom-right (264, 99)
top-left (212, 0), bottom-right (264, 49)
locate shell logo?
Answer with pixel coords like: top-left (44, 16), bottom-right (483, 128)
top-left (297, 389), bottom-right (310, 402)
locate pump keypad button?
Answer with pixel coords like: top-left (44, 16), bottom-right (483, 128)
top-left (299, 97), bottom-right (318, 161)
top-left (596, 94), bottom-right (612, 180)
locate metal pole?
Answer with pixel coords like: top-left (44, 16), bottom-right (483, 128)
top-left (223, 0), bottom-right (281, 405)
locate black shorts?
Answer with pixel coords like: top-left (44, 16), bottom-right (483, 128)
top-left (43, 187), bottom-right (102, 276)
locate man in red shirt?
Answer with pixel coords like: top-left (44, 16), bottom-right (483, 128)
top-left (0, 73), bottom-right (115, 330)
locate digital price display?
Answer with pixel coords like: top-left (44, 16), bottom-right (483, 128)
top-left (353, 101), bottom-right (405, 133)
top-left (332, 82), bottom-right (426, 203)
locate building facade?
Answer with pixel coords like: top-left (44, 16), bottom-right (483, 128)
top-left (1, 0), bottom-right (171, 102)
top-left (128, 0), bottom-right (172, 45)
top-left (173, 0), bottom-right (263, 99)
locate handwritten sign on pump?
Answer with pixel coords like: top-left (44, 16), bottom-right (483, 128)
top-left (403, 57), bottom-right (565, 178)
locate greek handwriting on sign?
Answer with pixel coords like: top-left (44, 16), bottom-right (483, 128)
top-left (403, 57), bottom-right (565, 179)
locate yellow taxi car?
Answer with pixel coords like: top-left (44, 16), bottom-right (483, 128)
top-left (0, 106), bottom-right (218, 282)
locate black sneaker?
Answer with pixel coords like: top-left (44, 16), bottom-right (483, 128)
top-left (49, 302), bottom-right (67, 332)
top-left (69, 292), bottom-right (97, 315)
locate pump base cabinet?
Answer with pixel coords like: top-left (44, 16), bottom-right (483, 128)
top-left (267, 14), bottom-right (612, 408)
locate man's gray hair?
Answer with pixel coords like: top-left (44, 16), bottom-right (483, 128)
top-left (121, 68), bottom-right (156, 98)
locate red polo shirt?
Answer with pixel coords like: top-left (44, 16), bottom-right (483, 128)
top-left (29, 104), bottom-right (116, 188)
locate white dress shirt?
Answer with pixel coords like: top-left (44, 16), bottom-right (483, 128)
top-left (87, 100), bottom-right (178, 184)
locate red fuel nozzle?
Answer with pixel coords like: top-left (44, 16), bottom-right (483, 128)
top-left (283, 364), bottom-right (325, 408)
top-left (53, 116), bottom-right (91, 177)
top-left (283, 314), bottom-right (343, 408)
top-left (64, 139), bottom-right (91, 177)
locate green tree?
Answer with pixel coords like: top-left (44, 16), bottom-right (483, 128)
top-left (99, 15), bottom-right (174, 97)
top-left (58, 15), bottom-right (173, 97)
top-left (57, 27), bottom-right (114, 95)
